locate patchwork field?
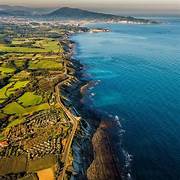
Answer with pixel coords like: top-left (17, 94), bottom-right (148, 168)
top-left (3, 102), bottom-right (49, 116)
top-left (0, 22), bottom-right (81, 180)
top-left (0, 67), bottom-right (16, 76)
top-left (0, 38), bottom-right (61, 53)
top-left (10, 70), bottom-right (30, 81)
top-left (0, 36), bottom-right (62, 124)
top-left (28, 59), bottom-right (63, 70)
top-left (18, 92), bottom-right (43, 107)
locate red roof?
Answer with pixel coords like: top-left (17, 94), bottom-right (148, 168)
top-left (0, 141), bottom-right (8, 147)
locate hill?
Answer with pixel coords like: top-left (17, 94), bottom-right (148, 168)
top-left (0, 5), bottom-right (51, 16)
top-left (45, 7), bottom-right (153, 23)
top-left (47, 7), bottom-right (119, 19)
top-left (0, 5), bottom-right (155, 23)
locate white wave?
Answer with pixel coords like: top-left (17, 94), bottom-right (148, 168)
top-left (114, 115), bottom-right (122, 128)
top-left (115, 115), bottom-right (119, 121)
top-left (91, 93), bottom-right (95, 96)
top-left (127, 173), bottom-right (132, 180)
top-left (111, 114), bottom-right (133, 180)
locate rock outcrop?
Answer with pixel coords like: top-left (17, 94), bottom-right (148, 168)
top-left (87, 120), bottom-right (123, 180)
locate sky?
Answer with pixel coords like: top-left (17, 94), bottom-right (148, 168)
top-left (0, 0), bottom-right (180, 15)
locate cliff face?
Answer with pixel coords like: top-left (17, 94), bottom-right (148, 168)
top-left (87, 120), bottom-right (123, 180)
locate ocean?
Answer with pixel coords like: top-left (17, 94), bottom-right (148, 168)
top-left (72, 17), bottom-right (180, 180)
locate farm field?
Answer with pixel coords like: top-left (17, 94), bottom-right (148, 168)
top-left (0, 38), bottom-right (62, 53)
top-left (18, 92), bottom-right (43, 107)
top-left (28, 59), bottom-right (63, 70)
top-left (0, 33), bottom-right (64, 131)
top-left (0, 20), bottom-right (85, 180)
top-left (0, 81), bottom-right (29, 103)
top-left (0, 67), bottom-right (16, 76)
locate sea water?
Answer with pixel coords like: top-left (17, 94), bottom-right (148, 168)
top-left (72, 17), bottom-right (180, 180)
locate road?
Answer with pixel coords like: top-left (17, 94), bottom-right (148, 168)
top-left (55, 61), bottom-right (80, 180)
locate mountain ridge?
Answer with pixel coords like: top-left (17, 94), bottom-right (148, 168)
top-left (47, 7), bottom-right (120, 19)
top-left (0, 5), bottom-right (155, 23)
top-left (45, 7), bottom-right (154, 23)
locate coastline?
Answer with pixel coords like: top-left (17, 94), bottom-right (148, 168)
top-left (67, 34), bottom-right (130, 180)
top-left (0, 15), bottom-right (178, 180)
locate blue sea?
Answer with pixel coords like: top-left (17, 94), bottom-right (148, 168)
top-left (72, 17), bottom-right (180, 180)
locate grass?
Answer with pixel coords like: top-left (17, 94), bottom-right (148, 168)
top-left (11, 39), bottom-right (33, 46)
top-left (6, 118), bottom-right (25, 129)
top-left (0, 134), bottom-right (6, 141)
top-left (0, 82), bottom-right (14, 101)
top-left (3, 102), bottom-right (25, 115)
top-left (6, 80), bottom-right (29, 97)
top-left (28, 60), bottom-right (62, 70)
top-left (0, 45), bottom-right (48, 53)
top-left (3, 102), bottom-right (49, 116)
top-left (0, 67), bottom-right (16, 76)
top-left (0, 112), bottom-right (7, 120)
top-left (26, 103), bottom-right (49, 114)
top-left (0, 100), bottom-right (5, 103)
top-left (10, 71), bottom-right (30, 81)
top-left (14, 60), bottom-right (26, 69)
top-left (0, 81), bottom-right (29, 102)
top-left (0, 38), bottom-right (62, 53)
top-left (18, 92), bottom-right (42, 107)
top-left (16, 54), bottom-right (34, 59)
top-left (33, 39), bottom-right (61, 53)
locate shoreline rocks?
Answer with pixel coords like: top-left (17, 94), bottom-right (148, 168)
top-left (87, 120), bottom-right (123, 180)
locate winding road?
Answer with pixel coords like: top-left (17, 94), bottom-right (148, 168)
top-left (55, 61), bottom-right (80, 180)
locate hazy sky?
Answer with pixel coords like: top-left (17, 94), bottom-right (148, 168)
top-left (1, 0), bottom-right (180, 15)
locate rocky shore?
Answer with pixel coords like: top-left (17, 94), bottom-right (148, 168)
top-left (67, 38), bottom-right (127, 180)
top-left (87, 119), bottom-right (123, 180)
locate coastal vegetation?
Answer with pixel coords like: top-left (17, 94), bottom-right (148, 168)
top-left (0, 19), bottom-right (84, 179)
top-left (18, 92), bottom-right (43, 107)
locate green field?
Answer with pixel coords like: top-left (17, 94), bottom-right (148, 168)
top-left (0, 38), bottom-right (62, 53)
top-left (28, 60), bottom-right (62, 70)
top-left (0, 112), bottom-right (7, 119)
top-left (0, 67), bottom-right (16, 76)
top-left (6, 118), bottom-right (25, 129)
top-left (0, 134), bottom-right (6, 141)
top-left (0, 45), bottom-right (49, 53)
top-left (3, 102), bottom-right (49, 116)
top-left (26, 103), bottom-right (49, 114)
top-left (6, 81), bottom-right (29, 97)
top-left (0, 81), bottom-right (30, 101)
top-left (11, 39), bottom-right (33, 46)
top-left (33, 39), bottom-right (61, 53)
top-left (3, 102), bottom-right (25, 115)
top-left (10, 71), bottom-right (31, 81)
top-left (18, 92), bottom-right (42, 107)
top-left (0, 82), bottom-right (14, 103)
top-left (0, 23), bottom-right (77, 178)
top-left (14, 60), bottom-right (26, 69)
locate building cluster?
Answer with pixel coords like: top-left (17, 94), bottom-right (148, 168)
top-left (0, 109), bottom-right (71, 160)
